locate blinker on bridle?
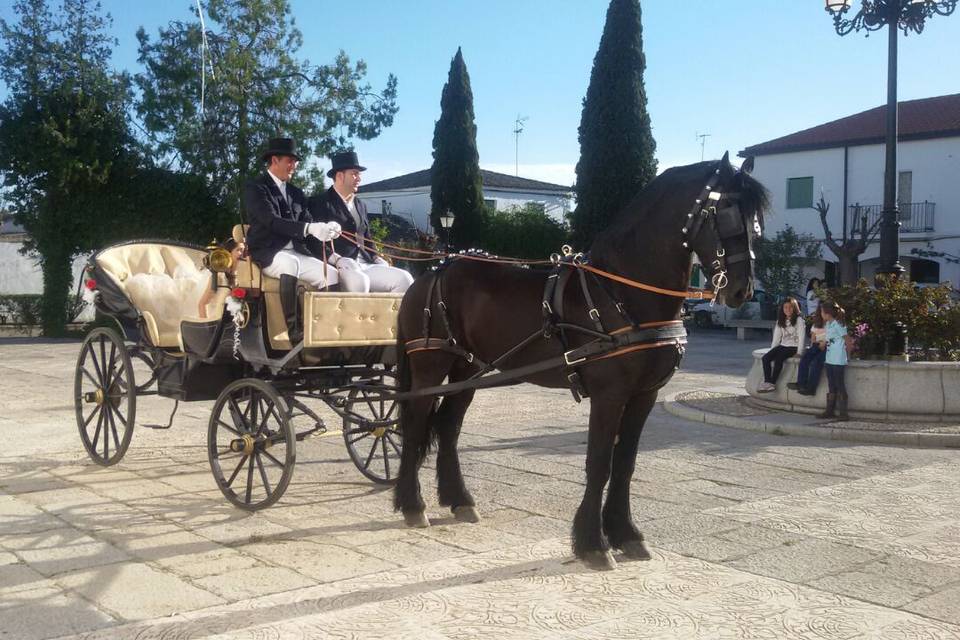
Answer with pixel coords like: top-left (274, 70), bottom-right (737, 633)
top-left (680, 167), bottom-right (758, 298)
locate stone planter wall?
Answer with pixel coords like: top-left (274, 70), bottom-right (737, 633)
top-left (747, 348), bottom-right (960, 422)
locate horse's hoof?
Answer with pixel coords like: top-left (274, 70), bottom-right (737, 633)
top-left (403, 511), bottom-right (430, 528)
top-left (452, 505), bottom-right (481, 523)
top-left (620, 539), bottom-right (651, 560)
top-left (582, 550), bottom-right (617, 571)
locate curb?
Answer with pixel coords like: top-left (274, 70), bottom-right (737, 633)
top-left (661, 391), bottom-right (960, 449)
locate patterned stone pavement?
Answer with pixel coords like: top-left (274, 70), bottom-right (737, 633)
top-left (1, 333), bottom-right (959, 639)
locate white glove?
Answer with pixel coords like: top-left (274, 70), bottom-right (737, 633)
top-left (336, 257), bottom-right (361, 272)
top-left (373, 255), bottom-right (388, 266)
top-left (306, 222), bottom-right (341, 241)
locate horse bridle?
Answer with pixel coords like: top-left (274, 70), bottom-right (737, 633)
top-left (680, 167), bottom-right (760, 298)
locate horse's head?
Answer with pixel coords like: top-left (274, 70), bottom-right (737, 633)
top-left (684, 153), bottom-right (768, 308)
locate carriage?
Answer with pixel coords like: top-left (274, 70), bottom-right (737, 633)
top-left (74, 225), bottom-right (404, 510)
top-left (73, 156), bottom-right (767, 569)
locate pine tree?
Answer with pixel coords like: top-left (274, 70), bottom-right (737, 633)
top-left (430, 47), bottom-right (485, 250)
top-left (571, 0), bottom-right (657, 249)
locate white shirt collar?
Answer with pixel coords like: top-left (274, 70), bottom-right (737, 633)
top-left (334, 186), bottom-right (355, 206)
top-left (267, 170), bottom-right (287, 197)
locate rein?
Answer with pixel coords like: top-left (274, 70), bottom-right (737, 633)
top-left (337, 230), bottom-right (716, 301)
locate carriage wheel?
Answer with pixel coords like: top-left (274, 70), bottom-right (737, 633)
top-left (74, 327), bottom-right (136, 466)
top-left (207, 379), bottom-right (295, 511)
top-left (342, 372), bottom-right (401, 485)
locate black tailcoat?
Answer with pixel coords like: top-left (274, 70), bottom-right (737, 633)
top-left (244, 173), bottom-right (323, 266)
top-left (308, 186), bottom-right (375, 262)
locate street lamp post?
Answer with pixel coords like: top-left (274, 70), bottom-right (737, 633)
top-left (439, 210), bottom-right (455, 251)
top-left (824, 0), bottom-right (956, 278)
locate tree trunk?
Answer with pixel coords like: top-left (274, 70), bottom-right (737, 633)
top-left (838, 253), bottom-right (860, 286)
top-left (40, 248), bottom-right (72, 337)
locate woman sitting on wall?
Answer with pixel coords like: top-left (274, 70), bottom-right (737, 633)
top-left (758, 296), bottom-right (805, 393)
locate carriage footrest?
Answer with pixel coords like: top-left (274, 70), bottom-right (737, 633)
top-left (303, 292), bottom-right (402, 347)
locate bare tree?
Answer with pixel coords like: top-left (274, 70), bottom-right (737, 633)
top-left (812, 194), bottom-right (881, 285)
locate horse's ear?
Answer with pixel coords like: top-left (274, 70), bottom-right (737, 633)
top-left (741, 156), bottom-right (755, 174)
top-left (720, 151), bottom-right (730, 167)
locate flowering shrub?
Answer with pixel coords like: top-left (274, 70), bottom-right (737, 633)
top-left (825, 276), bottom-right (960, 360)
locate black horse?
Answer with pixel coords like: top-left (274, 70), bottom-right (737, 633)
top-left (393, 155), bottom-right (769, 569)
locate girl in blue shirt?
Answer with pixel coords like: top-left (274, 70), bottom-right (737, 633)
top-left (818, 301), bottom-right (849, 421)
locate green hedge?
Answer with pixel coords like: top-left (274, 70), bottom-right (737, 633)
top-left (479, 203), bottom-right (568, 259)
top-left (0, 294), bottom-right (85, 327)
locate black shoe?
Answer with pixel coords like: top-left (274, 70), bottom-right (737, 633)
top-left (787, 383), bottom-right (801, 390)
top-left (797, 388), bottom-right (816, 396)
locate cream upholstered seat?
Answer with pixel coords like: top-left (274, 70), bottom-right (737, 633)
top-left (95, 243), bottom-right (227, 349)
top-left (231, 224), bottom-right (279, 292)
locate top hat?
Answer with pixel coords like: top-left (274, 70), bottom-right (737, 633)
top-left (260, 137), bottom-right (302, 162)
top-left (327, 150), bottom-right (367, 178)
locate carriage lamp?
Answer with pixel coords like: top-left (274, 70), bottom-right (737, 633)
top-left (824, 0), bottom-right (956, 277)
top-left (85, 279), bottom-right (97, 290)
top-left (439, 211), bottom-right (455, 230)
top-left (231, 287), bottom-right (247, 299)
top-left (206, 247), bottom-right (234, 273)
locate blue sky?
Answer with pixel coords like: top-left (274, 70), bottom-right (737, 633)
top-left (2, 1), bottom-right (958, 186)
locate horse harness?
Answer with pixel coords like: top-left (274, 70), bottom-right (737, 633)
top-left (681, 167), bottom-right (758, 294)
top-left (404, 251), bottom-right (687, 402)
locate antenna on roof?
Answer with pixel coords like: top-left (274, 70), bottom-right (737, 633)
top-left (514, 114), bottom-right (528, 176)
top-left (696, 132), bottom-right (711, 162)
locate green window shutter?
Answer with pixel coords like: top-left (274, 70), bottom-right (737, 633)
top-left (786, 177), bottom-right (813, 209)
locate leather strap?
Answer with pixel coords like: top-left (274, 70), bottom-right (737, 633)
top-left (402, 321), bottom-right (686, 398)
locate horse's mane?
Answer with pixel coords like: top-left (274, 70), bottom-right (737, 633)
top-left (596, 159), bottom-right (770, 243)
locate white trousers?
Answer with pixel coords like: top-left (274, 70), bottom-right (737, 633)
top-left (338, 261), bottom-right (414, 293)
top-left (262, 250), bottom-right (339, 289)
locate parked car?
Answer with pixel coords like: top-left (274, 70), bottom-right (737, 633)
top-left (690, 290), bottom-right (774, 328)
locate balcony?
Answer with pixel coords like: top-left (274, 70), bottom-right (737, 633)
top-left (846, 201), bottom-right (935, 234)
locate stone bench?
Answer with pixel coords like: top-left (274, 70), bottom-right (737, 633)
top-left (746, 348), bottom-right (960, 422)
top-left (729, 319), bottom-right (775, 340)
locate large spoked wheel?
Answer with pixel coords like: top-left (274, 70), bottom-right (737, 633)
top-left (342, 371), bottom-right (401, 484)
top-left (208, 379), bottom-right (295, 511)
top-left (74, 327), bottom-right (136, 466)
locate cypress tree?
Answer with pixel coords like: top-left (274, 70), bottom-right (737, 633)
top-left (430, 47), bottom-right (484, 250)
top-left (571, 0), bottom-right (657, 249)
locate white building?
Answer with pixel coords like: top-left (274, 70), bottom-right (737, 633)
top-left (358, 168), bottom-right (572, 232)
top-left (740, 92), bottom-right (960, 286)
top-left (0, 213), bottom-right (88, 299)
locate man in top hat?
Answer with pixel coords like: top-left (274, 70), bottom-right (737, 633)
top-left (244, 137), bottom-right (342, 342)
top-left (308, 150), bottom-right (414, 293)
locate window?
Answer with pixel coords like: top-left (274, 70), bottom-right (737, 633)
top-left (484, 199), bottom-right (497, 211)
top-left (910, 258), bottom-right (939, 284)
top-left (786, 177), bottom-right (813, 209)
top-left (898, 171), bottom-right (912, 206)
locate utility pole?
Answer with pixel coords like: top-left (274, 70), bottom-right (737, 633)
top-left (514, 115), bottom-right (528, 176)
top-left (696, 132), bottom-right (711, 161)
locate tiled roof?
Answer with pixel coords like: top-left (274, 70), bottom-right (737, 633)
top-left (740, 93), bottom-right (960, 157)
top-left (359, 168), bottom-right (571, 194)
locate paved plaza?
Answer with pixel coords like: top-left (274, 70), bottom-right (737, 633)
top-left (1, 332), bottom-right (959, 639)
